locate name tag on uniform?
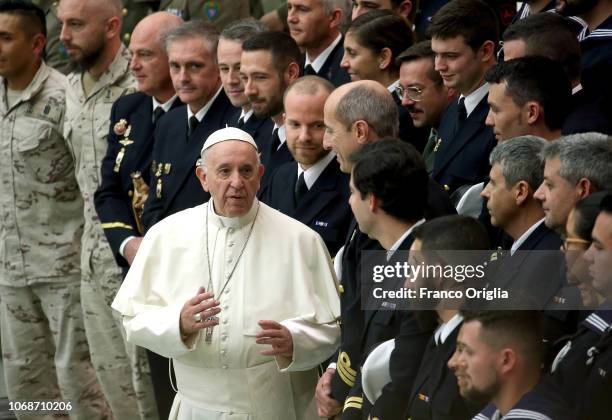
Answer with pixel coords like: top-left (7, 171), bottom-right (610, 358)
top-left (315, 220), bottom-right (328, 227)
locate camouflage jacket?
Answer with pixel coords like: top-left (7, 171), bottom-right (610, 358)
top-left (0, 62), bottom-right (83, 286)
top-left (63, 45), bottom-right (136, 277)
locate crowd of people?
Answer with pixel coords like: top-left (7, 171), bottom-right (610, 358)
top-left (0, 0), bottom-right (611, 419)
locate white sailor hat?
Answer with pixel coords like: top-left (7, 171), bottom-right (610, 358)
top-left (200, 127), bottom-right (258, 155)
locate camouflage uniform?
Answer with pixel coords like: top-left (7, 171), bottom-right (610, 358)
top-left (0, 62), bottom-right (111, 419)
top-left (63, 45), bottom-right (157, 420)
top-left (161, 0), bottom-right (263, 28)
top-left (35, 0), bottom-right (160, 75)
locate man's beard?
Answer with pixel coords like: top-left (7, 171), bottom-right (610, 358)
top-left (556, 0), bottom-right (598, 16)
top-left (68, 37), bottom-right (105, 71)
top-left (461, 379), bottom-right (500, 405)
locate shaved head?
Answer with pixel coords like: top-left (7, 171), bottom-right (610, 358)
top-left (132, 11), bottom-right (183, 43)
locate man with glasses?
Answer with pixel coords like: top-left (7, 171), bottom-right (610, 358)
top-left (397, 41), bottom-right (458, 174)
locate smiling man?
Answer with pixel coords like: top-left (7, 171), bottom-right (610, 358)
top-left (262, 75), bottom-right (352, 254)
top-left (112, 127), bottom-right (341, 419)
top-left (428, 0), bottom-right (498, 195)
top-left (140, 20), bottom-right (237, 231)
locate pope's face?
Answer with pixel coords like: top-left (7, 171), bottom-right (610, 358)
top-left (197, 141), bottom-right (264, 217)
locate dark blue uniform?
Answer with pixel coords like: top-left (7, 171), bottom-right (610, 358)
top-left (300, 37), bottom-right (351, 87)
top-left (141, 90), bottom-right (237, 230)
top-left (261, 157), bottom-right (352, 255)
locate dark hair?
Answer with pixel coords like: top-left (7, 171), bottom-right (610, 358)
top-left (220, 17), bottom-right (267, 43)
top-left (600, 193), bottom-right (612, 215)
top-left (427, 0), bottom-right (499, 51)
top-left (413, 215), bottom-right (490, 250)
top-left (347, 10), bottom-right (415, 74)
top-left (390, 0), bottom-right (419, 22)
top-left (0, 0), bottom-right (46, 37)
top-left (503, 13), bottom-right (581, 82)
top-left (396, 40), bottom-right (442, 85)
top-left (484, 56), bottom-right (571, 131)
top-left (461, 310), bottom-right (545, 363)
top-left (350, 138), bottom-right (428, 223)
top-left (242, 30), bottom-right (301, 74)
top-left (573, 191), bottom-right (610, 241)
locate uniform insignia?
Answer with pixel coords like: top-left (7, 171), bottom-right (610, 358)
top-left (599, 368), bottom-right (607, 377)
top-left (155, 163), bottom-right (163, 177)
top-left (204, 1), bottom-right (220, 20)
top-left (433, 138), bottom-right (442, 152)
top-left (114, 148), bottom-right (126, 173)
top-left (552, 295), bottom-right (566, 304)
top-left (315, 220), bottom-right (328, 227)
top-left (156, 178), bottom-right (163, 199)
top-left (114, 119), bottom-right (128, 136)
top-left (164, 163), bottom-right (172, 174)
top-left (418, 393), bottom-right (430, 402)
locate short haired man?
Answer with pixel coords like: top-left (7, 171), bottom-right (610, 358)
top-left (484, 56), bottom-right (571, 142)
top-left (534, 133), bottom-right (612, 235)
top-left (502, 12), bottom-right (611, 136)
top-left (396, 40), bottom-right (458, 174)
top-left (449, 311), bottom-right (571, 420)
top-left (481, 137), bottom-right (566, 309)
top-left (262, 76), bottom-right (352, 254)
top-left (92, 12), bottom-right (183, 419)
top-left (287, 0), bottom-right (351, 86)
top-left (241, 30), bottom-right (301, 191)
top-left (112, 127), bottom-right (341, 419)
top-left (57, 0), bottom-right (156, 416)
top-left (428, 0), bottom-right (498, 195)
top-left (141, 21), bottom-right (237, 230)
top-left (315, 80), bottom-right (455, 418)
top-left (218, 18), bottom-right (272, 149)
top-left (0, 1), bottom-right (109, 416)
top-left (345, 138), bottom-right (436, 419)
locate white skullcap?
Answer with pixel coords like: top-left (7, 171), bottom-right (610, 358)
top-left (201, 127), bottom-right (258, 155)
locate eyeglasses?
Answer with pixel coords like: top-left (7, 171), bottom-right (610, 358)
top-left (396, 85), bottom-right (424, 102)
top-left (560, 237), bottom-right (591, 251)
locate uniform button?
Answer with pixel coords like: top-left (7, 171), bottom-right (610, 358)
top-left (220, 349), bottom-right (227, 355)
top-left (122, 8), bottom-right (128, 16)
top-left (123, 33), bottom-right (131, 43)
top-left (223, 305), bottom-right (229, 310)
top-left (223, 319), bottom-right (228, 325)
top-left (222, 365), bottom-right (228, 369)
top-left (443, 184), bottom-right (450, 191)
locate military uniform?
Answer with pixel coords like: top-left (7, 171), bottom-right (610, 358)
top-left (0, 62), bottom-right (111, 418)
top-left (161, 0), bottom-right (263, 28)
top-left (63, 45), bottom-right (157, 420)
top-left (35, 0), bottom-right (160, 75)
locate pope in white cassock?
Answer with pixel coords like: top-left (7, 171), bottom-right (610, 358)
top-left (112, 127), bottom-right (341, 419)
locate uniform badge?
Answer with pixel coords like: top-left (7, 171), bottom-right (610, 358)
top-left (204, 1), bottom-right (220, 20)
top-left (114, 119), bottom-right (128, 136)
top-left (433, 137), bottom-right (442, 152)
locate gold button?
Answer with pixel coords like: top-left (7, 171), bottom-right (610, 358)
top-left (443, 184), bottom-right (450, 191)
top-left (338, 284), bottom-right (344, 294)
top-left (123, 33), bottom-right (131, 43)
top-left (122, 8), bottom-right (128, 16)
top-left (128, 190), bottom-right (133, 197)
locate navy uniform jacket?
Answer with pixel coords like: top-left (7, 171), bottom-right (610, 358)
top-left (141, 91), bottom-right (237, 230)
top-left (578, 15), bottom-right (612, 71)
top-left (407, 323), bottom-right (483, 420)
top-left (257, 128), bottom-right (294, 199)
top-left (548, 309), bottom-right (612, 420)
top-left (474, 381), bottom-right (572, 420)
top-left (433, 96), bottom-right (496, 195)
top-left (261, 158), bottom-right (351, 255)
top-left (342, 234), bottom-right (436, 419)
top-left (300, 37), bottom-right (351, 87)
top-left (235, 113), bottom-right (274, 154)
top-left (94, 92), bottom-right (182, 268)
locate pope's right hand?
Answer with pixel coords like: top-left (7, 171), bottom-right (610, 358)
top-left (179, 287), bottom-right (221, 341)
top-left (315, 367), bottom-right (342, 418)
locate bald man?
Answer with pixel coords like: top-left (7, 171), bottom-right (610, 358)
top-left (57, 0), bottom-right (157, 418)
top-left (93, 12), bottom-right (183, 418)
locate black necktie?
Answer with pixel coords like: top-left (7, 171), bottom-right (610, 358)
top-left (270, 128), bottom-right (281, 155)
top-left (188, 115), bottom-right (200, 137)
top-left (294, 172), bottom-right (308, 206)
top-left (303, 64), bottom-right (317, 76)
top-left (153, 107), bottom-right (165, 124)
top-left (237, 116), bottom-right (245, 128)
top-left (454, 97), bottom-right (467, 136)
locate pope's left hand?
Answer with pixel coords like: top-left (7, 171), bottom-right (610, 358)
top-left (256, 320), bottom-right (293, 358)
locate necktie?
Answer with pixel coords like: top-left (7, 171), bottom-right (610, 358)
top-left (153, 107), bottom-right (165, 124)
top-left (422, 129), bottom-right (439, 174)
top-left (237, 116), bottom-right (245, 128)
top-left (294, 172), bottom-right (308, 206)
top-left (270, 128), bottom-right (281, 155)
top-left (188, 115), bottom-right (200, 137)
top-left (303, 64), bottom-right (317, 76)
top-left (454, 97), bottom-right (467, 137)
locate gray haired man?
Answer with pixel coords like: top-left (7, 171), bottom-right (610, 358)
top-left (534, 133), bottom-right (612, 235)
